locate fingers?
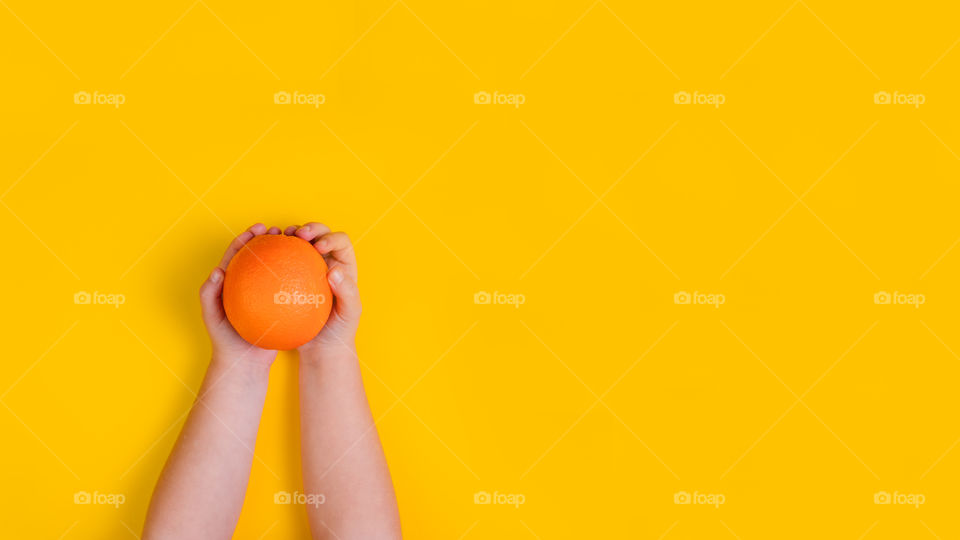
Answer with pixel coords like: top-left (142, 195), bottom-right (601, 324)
top-left (267, 226), bottom-right (282, 235)
top-left (295, 222), bottom-right (331, 242)
top-left (218, 223), bottom-right (267, 270)
top-left (199, 268), bottom-right (226, 330)
top-left (284, 225), bottom-right (299, 236)
top-left (328, 266), bottom-right (361, 324)
top-left (292, 223), bottom-right (358, 277)
top-left (314, 231), bottom-right (352, 255)
top-left (219, 231), bottom-right (253, 270)
top-left (315, 231), bottom-right (357, 279)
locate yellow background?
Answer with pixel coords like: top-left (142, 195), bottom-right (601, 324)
top-left (2, 0), bottom-right (960, 537)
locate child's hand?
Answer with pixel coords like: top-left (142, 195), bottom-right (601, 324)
top-left (285, 222), bottom-right (361, 358)
top-left (199, 223), bottom-right (281, 366)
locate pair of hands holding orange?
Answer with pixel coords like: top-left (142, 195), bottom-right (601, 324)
top-left (199, 222), bottom-right (360, 365)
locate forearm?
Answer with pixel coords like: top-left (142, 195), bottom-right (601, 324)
top-left (299, 345), bottom-right (401, 539)
top-left (143, 357), bottom-right (271, 540)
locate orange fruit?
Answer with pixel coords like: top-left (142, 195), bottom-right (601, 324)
top-left (223, 234), bottom-right (332, 350)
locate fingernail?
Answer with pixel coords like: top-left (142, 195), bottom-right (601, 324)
top-left (210, 268), bottom-right (222, 283)
top-left (329, 268), bottom-right (343, 285)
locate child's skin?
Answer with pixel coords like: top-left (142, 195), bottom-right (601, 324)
top-left (143, 222), bottom-right (401, 540)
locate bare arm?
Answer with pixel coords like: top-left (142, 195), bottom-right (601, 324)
top-left (293, 223), bottom-right (401, 539)
top-left (142, 356), bottom-right (271, 539)
top-left (143, 224), bottom-right (281, 540)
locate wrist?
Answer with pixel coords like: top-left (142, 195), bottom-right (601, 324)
top-left (298, 339), bottom-right (357, 365)
top-left (210, 352), bottom-right (273, 379)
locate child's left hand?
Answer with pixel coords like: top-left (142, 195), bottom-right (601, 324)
top-left (199, 223), bottom-right (281, 366)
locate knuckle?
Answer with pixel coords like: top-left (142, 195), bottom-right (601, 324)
top-left (331, 231), bottom-right (352, 247)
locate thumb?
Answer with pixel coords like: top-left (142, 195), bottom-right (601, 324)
top-left (200, 267), bottom-right (226, 330)
top-left (328, 267), bottom-right (361, 324)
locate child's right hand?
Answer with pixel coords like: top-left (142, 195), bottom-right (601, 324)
top-left (286, 222), bottom-right (362, 359)
top-left (199, 223), bottom-right (280, 366)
